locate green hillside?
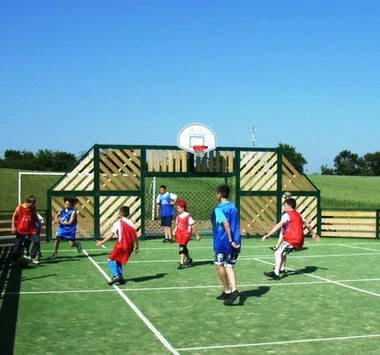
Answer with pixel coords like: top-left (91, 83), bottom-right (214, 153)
top-left (309, 175), bottom-right (380, 209)
top-left (1, 168), bottom-right (380, 211)
top-left (0, 169), bottom-right (63, 211)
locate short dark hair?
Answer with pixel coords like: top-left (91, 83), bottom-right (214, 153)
top-left (64, 196), bottom-right (79, 206)
top-left (26, 195), bottom-right (37, 204)
top-left (216, 184), bottom-right (230, 199)
top-left (160, 185), bottom-right (167, 190)
top-left (119, 206), bottom-right (130, 217)
top-left (284, 198), bottom-right (297, 209)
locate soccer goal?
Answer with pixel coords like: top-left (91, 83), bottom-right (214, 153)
top-left (18, 172), bottom-right (65, 208)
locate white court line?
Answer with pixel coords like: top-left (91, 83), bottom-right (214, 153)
top-left (338, 244), bottom-right (380, 252)
top-left (6, 278), bottom-right (380, 296)
top-left (82, 249), bottom-right (179, 355)
top-left (253, 258), bottom-right (380, 298)
top-left (101, 245), bottom-right (106, 249)
top-left (176, 333), bottom-right (380, 352)
top-left (96, 251), bottom-right (380, 264)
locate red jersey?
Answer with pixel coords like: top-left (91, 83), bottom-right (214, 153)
top-left (175, 212), bottom-right (193, 245)
top-left (109, 218), bottom-right (137, 265)
top-left (282, 210), bottom-right (304, 249)
top-left (16, 204), bottom-right (38, 235)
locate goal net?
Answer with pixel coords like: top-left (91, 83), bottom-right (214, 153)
top-left (18, 172), bottom-right (65, 210)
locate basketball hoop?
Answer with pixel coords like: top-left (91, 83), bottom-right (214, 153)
top-left (193, 145), bottom-right (208, 158)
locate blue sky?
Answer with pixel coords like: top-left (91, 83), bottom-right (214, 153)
top-left (1, 0), bottom-right (379, 173)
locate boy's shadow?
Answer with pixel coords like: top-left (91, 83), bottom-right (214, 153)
top-left (41, 256), bottom-right (81, 264)
top-left (227, 286), bottom-right (270, 307)
top-left (125, 273), bottom-right (167, 283)
top-left (282, 265), bottom-right (329, 278)
top-left (190, 260), bottom-right (214, 267)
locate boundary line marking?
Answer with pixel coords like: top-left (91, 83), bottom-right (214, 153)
top-left (176, 333), bottom-right (380, 351)
top-left (338, 244), bottom-right (380, 252)
top-left (82, 249), bottom-right (179, 355)
top-left (5, 277), bottom-right (380, 296)
top-left (253, 258), bottom-right (380, 298)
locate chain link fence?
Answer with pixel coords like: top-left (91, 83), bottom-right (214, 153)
top-left (144, 176), bottom-right (236, 238)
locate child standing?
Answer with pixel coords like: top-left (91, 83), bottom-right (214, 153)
top-left (173, 200), bottom-right (201, 269)
top-left (49, 197), bottom-right (82, 260)
top-left (11, 195), bottom-right (40, 265)
top-left (96, 206), bottom-right (139, 285)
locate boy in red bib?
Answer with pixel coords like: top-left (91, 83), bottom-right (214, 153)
top-left (262, 198), bottom-right (320, 279)
top-left (96, 206), bottom-right (139, 285)
top-left (173, 200), bottom-right (201, 269)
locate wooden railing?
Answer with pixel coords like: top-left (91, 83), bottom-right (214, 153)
top-left (321, 209), bottom-right (380, 239)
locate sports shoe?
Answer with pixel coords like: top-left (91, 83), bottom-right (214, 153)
top-left (177, 264), bottom-right (185, 270)
top-left (76, 242), bottom-right (83, 253)
top-left (272, 267), bottom-right (286, 275)
top-left (269, 246), bottom-right (278, 251)
top-left (48, 254), bottom-right (58, 261)
top-left (30, 259), bottom-right (39, 265)
top-left (264, 270), bottom-right (280, 280)
top-left (162, 239), bottom-right (169, 243)
top-left (170, 239), bottom-right (175, 243)
top-left (184, 258), bottom-right (193, 266)
top-left (224, 290), bottom-right (239, 306)
top-left (108, 275), bottom-right (122, 285)
top-left (216, 291), bottom-right (231, 300)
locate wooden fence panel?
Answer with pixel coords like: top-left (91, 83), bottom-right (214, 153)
top-left (322, 210), bottom-right (378, 238)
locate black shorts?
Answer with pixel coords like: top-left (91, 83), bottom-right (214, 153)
top-left (161, 216), bottom-right (173, 227)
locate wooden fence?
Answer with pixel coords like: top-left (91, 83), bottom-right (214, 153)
top-left (321, 209), bottom-right (380, 239)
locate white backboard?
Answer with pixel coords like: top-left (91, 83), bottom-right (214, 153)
top-left (177, 123), bottom-right (217, 154)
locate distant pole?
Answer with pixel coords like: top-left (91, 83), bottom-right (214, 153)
top-left (251, 126), bottom-right (256, 147)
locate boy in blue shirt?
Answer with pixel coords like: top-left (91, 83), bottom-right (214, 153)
top-left (210, 185), bottom-right (241, 306)
top-left (156, 185), bottom-right (177, 243)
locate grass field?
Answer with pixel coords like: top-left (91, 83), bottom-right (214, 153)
top-left (2, 237), bottom-right (380, 354)
top-left (1, 168), bottom-right (380, 212)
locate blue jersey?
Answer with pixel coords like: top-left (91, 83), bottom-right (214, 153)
top-left (157, 192), bottom-right (175, 217)
top-left (56, 208), bottom-right (77, 240)
top-left (211, 201), bottom-right (241, 254)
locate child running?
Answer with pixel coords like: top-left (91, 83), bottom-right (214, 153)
top-left (49, 197), bottom-right (82, 260)
top-left (173, 200), bottom-right (201, 269)
top-left (96, 206), bottom-right (139, 285)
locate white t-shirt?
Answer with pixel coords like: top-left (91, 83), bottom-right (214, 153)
top-left (111, 217), bottom-right (136, 242)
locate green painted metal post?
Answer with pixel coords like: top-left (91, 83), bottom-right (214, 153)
top-left (46, 189), bottom-right (52, 241)
top-left (93, 144), bottom-right (100, 240)
top-left (276, 148), bottom-right (283, 223)
top-left (140, 147), bottom-right (147, 240)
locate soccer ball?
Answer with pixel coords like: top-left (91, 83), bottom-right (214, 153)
top-left (18, 256), bottom-right (30, 268)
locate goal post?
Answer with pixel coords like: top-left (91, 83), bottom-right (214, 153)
top-left (18, 172), bottom-right (65, 206)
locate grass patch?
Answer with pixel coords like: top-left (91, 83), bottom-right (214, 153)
top-left (2, 238), bottom-right (380, 354)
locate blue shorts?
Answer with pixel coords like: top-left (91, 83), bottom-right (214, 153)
top-left (161, 216), bottom-right (173, 227)
top-left (214, 252), bottom-right (239, 267)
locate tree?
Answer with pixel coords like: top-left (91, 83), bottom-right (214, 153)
top-left (333, 150), bottom-right (362, 176)
top-left (278, 143), bottom-right (307, 173)
top-left (0, 149), bottom-right (77, 171)
top-left (320, 164), bottom-right (335, 175)
top-left (362, 152), bottom-right (380, 176)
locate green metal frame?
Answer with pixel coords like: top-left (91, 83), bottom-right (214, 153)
top-left (47, 144), bottom-right (321, 240)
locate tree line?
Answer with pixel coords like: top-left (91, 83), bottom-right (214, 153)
top-left (274, 145), bottom-right (380, 176)
top-left (0, 149), bottom-right (78, 171)
top-left (1, 147), bottom-right (379, 176)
